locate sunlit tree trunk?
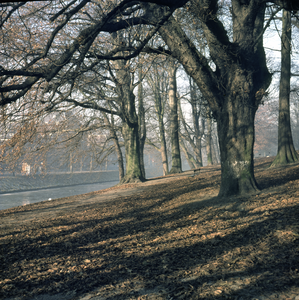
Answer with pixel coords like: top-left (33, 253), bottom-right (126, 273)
top-left (118, 69), bottom-right (144, 184)
top-left (147, 63), bottom-right (169, 176)
top-left (190, 80), bottom-right (203, 167)
top-left (138, 65), bottom-right (146, 178)
top-left (103, 112), bottom-right (124, 181)
top-left (180, 138), bottom-right (196, 169)
top-left (121, 120), bottom-right (144, 183)
top-left (157, 105), bottom-right (169, 176)
top-left (271, 9), bottom-right (298, 166)
top-left (168, 60), bottom-right (182, 174)
top-left (178, 81), bottom-right (203, 168)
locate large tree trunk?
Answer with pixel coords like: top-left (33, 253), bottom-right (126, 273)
top-left (168, 60), bottom-right (182, 174)
top-left (217, 96), bottom-right (258, 196)
top-left (120, 88), bottom-right (145, 183)
top-left (121, 121), bottom-right (145, 183)
top-left (271, 9), bottom-right (298, 167)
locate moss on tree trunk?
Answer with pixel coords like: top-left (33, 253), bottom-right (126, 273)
top-left (121, 122), bottom-right (145, 184)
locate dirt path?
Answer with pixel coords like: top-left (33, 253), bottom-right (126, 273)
top-left (1, 158), bottom-right (299, 300)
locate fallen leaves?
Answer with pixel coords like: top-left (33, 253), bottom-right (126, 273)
top-left (1, 157), bottom-right (299, 299)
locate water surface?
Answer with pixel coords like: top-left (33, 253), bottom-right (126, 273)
top-left (0, 181), bottom-right (118, 211)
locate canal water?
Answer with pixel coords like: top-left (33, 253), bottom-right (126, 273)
top-left (0, 181), bottom-right (119, 211)
top-left (0, 168), bottom-right (163, 211)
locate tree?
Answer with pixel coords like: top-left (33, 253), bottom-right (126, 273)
top-left (138, 63), bottom-right (147, 179)
top-left (179, 77), bottom-right (206, 168)
top-left (206, 107), bottom-right (214, 166)
top-left (146, 60), bottom-right (169, 175)
top-left (168, 59), bottom-right (182, 174)
top-left (271, 9), bottom-right (298, 166)
top-left (156, 2), bottom-right (273, 196)
top-left (76, 30), bottom-right (147, 183)
top-left (102, 112), bottom-right (125, 180)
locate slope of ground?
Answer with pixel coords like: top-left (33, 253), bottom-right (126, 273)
top-left (1, 157), bottom-right (299, 300)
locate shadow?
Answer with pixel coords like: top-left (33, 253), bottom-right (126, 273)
top-left (256, 160), bottom-right (299, 191)
top-left (1, 164), bottom-right (299, 300)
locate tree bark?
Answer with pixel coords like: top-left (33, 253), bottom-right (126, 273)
top-left (121, 121), bottom-right (144, 183)
top-left (271, 9), bottom-right (298, 167)
top-left (138, 65), bottom-right (146, 178)
top-left (211, 134), bottom-right (220, 164)
top-left (168, 60), bottom-right (182, 174)
top-left (179, 78), bottom-right (203, 168)
top-left (206, 113), bottom-right (213, 166)
top-left (217, 95), bottom-right (258, 196)
top-left (190, 80), bottom-right (204, 167)
top-left (119, 75), bottom-right (144, 184)
top-left (147, 63), bottom-right (169, 176)
top-left (158, 111), bottom-right (169, 176)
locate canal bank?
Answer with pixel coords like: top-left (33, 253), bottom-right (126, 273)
top-left (0, 170), bottom-right (119, 194)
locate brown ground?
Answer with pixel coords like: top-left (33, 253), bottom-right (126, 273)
top-left (1, 156), bottom-right (299, 300)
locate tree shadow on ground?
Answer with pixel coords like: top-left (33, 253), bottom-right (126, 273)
top-left (1, 159), bottom-right (299, 299)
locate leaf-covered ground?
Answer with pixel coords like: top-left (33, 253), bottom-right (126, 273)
top-left (1, 157), bottom-right (299, 300)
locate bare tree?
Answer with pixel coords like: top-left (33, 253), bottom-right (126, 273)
top-left (2, 0), bottom-right (299, 195)
top-left (145, 59), bottom-right (170, 175)
top-left (168, 59), bottom-right (182, 174)
top-left (271, 9), bottom-right (298, 166)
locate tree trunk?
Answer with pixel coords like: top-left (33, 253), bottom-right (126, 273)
top-left (271, 9), bottom-right (298, 167)
top-left (178, 87), bottom-right (202, 168)
top-left (206, 115), bottom-right (213, 166)
top-left (217, 96), bottom-right (258, 196)
top-left (121, 121), bottom-right (144, 183)
top-left (155, 91), bottom-right (168, 175)
top-left (159, 116), bottom-right (169, 175)
top-left (103, 112), bottom-right (124, 181)
top-left (114, 135), bottom-right (125, 181)
top-left (180, 138), bottom-right (196, 169)
top-left (150, 63), bottom-right (169, 176)
top-left (138, 65), bottom-right (146, 178)
top-left (190, 78), bottom-right (203, 166)
top-left (168, 60), bottom-right (182, 174)
top-left (211, 135), bottom-right (220, 164)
